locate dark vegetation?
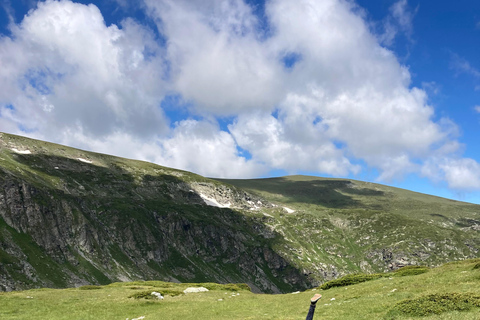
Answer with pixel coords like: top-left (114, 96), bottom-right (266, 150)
top-left (78, 285), bottom-right (102, 290)
top-left (386, 293), bottom-right (480, 317)
top-left (321, 266), bottom-right (429, 290)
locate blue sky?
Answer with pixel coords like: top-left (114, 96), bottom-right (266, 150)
top-left (0, 0), bottom-right (480, 204)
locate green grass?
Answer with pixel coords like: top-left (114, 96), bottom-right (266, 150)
top-left (393, 266), bottom-right (429, 277)
top-left (1, 259), bottom-right (479, 320)
top-left (386, 293), bottom-right (480, 318)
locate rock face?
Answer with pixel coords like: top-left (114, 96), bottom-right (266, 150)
top-left (1, 133), bottom-right (480, 293)
top-left (0, 176), bottom-right (311, 293)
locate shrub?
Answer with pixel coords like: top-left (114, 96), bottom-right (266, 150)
top-left (320, 266), bottom-right (430, 290)
top-left (128, 289), bottom-right (183, 299)
top-left (201, 283), bottom-right (251, 292)
top-left (129, 291), bottom-right (156, 299)
top-left (320, 273), bottom-right (383, 290)
top-left (78, 285), bottom-right (102, 290)
top-left (387, 293), bottom-right (480, 317)
top-left (393, 265), bottom-right (429, 277)
top-left (473, 262), bottom-right (480, 270)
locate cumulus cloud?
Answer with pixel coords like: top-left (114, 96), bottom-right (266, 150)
top-left (257, 0), bottom-right (444, 181)
top-left (57, 120), bottom-right (264, 178)
top-left (155, 120), bottom-right (265, 178)
top-left (144, 0), bottom-right (284, 114)
top-left (422, 158), bottom-right (480, 191)
top-left (0, 0), bottom-right (168, 142)
top-left (229, 110), bottom-right (359, 176)
top-left (0, 0), bottom-right (479, 192)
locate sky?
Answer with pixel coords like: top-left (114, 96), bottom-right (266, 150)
top-left (0, 0), bottom-right (480, 204)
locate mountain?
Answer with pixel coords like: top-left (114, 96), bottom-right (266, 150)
top-left (0, 132), bottom-right (479, 293)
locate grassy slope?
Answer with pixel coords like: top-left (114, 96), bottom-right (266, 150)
top-left (0, 259), bottom-right (479, 320)
top-left (217, 176), bottom-right (480, 276)
top-left (1, 132), bottom-right (480, 290)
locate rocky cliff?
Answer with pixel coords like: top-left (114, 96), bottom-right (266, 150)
top-left (0, 133), bottom-right (311, 293)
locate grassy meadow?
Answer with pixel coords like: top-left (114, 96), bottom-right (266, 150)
top-left (1, 259), bottom-right (479, 320)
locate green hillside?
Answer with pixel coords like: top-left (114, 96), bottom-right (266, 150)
top-left (0, 132), bottom-right (312, 293)
top-left (1, 259), bottom-right (479, 319)
top-left (0, 132), bottom-right (479, 294)
top-left (218, 176), bottom-right (480, 275)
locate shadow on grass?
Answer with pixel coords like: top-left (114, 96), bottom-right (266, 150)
top-left (218, 177), bottom-right (384, 209)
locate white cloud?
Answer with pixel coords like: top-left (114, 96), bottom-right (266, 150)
top-left (390, 0), bottom-right (416, 38)
top-left (0, 0), bottom-right (479, 191)
top-left (144, 0), bottom-right (284, 115)
top-left (450, 54), bottom-right (480, 78)
top-left (56, 120), bottom-right (264, 179)
top-left (258, 0), bottom-right (445, 180)
top-left (474, 105), bottom-right (480, 113)
top-left (421, 81), bottom-right (440, 96)
top-left (377, 0), bottom-right (417, 46)
top-left (422, 158), bottom-right (480, 190)
top-left (0, 0), bottom-right (168, 140)
top-left (156, 120), bottom-right (265, 178)
top-left (229, 111), bottom-right (359, 176)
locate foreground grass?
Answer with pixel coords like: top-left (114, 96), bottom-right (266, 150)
top-left (1, 259), bottom-right (479, 320)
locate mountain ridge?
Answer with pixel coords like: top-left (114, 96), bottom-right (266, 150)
top-left (0, 132), bottom-right (479, 293)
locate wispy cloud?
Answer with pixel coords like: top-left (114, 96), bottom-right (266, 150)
top-left (450, 54), bottom-right (480, 77)
top-left (378, 0), bottom-right (418, 46)
top-left (474, 105), bottom-right (480, 113)
top-left (391, 0), bottom-right (417, 39)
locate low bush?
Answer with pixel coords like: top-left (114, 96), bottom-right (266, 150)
top-left (201, 283), bottom-right (251, 292)
top-left (393, 265), bottom-right (429, 277)
top-left (128, 291), bottom-right (156, 299)
top-left (320, 273), bottom-right (383, 290)
top-left (386, 293), bottom-right (480, 317)
top-left (320, 266), bottom-right (429, 290)
top-left (128, 289), bottom-right (183, 299)
top-left (473, 262), bottom-right (480, 270)
top-left (78, 285), bottom-right (102, 290)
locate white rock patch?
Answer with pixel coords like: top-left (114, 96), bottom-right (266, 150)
top-left (11, 148), bottom-right (31, 154)
top-left (77, 158), bottom-right (92, 164)
top-left (183, 287), bottom-right (209, 293)
top-left (199, 194), bottom-right (231, 208)
top-left (283, 207), bottom-right (295, 213)
top-left (151, 292), bottom-right (164, 299)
